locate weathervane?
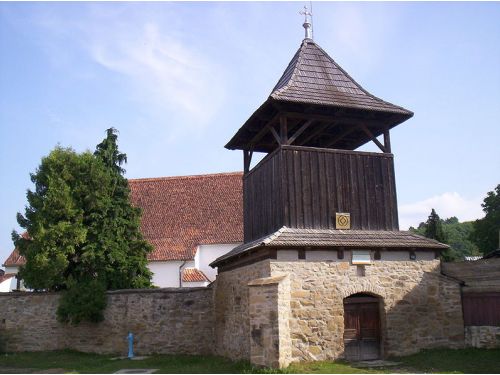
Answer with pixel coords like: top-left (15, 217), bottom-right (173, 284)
top-left (300, 5), bottom-right (313, 40)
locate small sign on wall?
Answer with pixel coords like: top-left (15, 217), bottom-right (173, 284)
top-left (336, 212), bottom-right (351, 229)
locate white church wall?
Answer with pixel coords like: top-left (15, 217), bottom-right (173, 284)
top-left (277, 250), bottom-right (299, 261)
top-left (148, 260), bottom-right (195, 288)
top-left (198, 243), bottom-right (240, 282)
top-left (380, 250), bottom-right (436, 261)
top-left (4, 266), bottom-right (19, 274)
top-left (183, 281), bottom-right (209, 287)
top-left (294, 249), bottom-right (437, 263)
top-left (0, 276), bottom-right (16, 293)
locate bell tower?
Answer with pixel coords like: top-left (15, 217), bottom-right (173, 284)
top-left (212, 19), bottom-right (447, 270)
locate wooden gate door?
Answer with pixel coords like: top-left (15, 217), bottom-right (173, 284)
top-left (343, 295), bottom-right (381, 361)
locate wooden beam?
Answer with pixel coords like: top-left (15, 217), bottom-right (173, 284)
top-left (361, 125), bottom-right (386, 153)
top-left (384, 129), bottom-right (392, 153)
top-left (297, 121), bottom-right (333, 145)
top-left (280, 115), bottom-right (288, 144)
top-left (323, 125), bottom-right (360, 148)
top-left (286, 119), bottom-right (313, 145)
top-left (269, 126), bottom-right (281, 144)
top-left (243, 149), bottom-right (253, 174)
top-left (283, 111), bottom-right (387, 127)
top-left (247, 113), bottom-right (281, 148)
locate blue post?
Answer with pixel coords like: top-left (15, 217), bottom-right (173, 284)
top-left (127, 332), bottom-right (134, 359)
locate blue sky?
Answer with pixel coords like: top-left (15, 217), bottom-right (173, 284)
top-left (1, 2), bottom-right (499, 264)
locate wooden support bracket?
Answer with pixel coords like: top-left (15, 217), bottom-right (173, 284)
top-left (383, 128), bottom-right (392, 153)
top-left (269, 126), bottom-right (281, 144)
top-left (361, 125), bottom-right (386, 153)
top-left (243, 149), bottom-right (254, 173)
top-left (280, 115), bottom-right (288, 144)
top-left (287, 119), bottom-right (313, 145)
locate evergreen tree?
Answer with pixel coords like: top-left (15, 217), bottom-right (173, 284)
top-left (13, 129), bottom-right (152, 323)
top-left (470, 184), bottom-right (500, 255)
top-left (424, 209), bottom-right (447, 243)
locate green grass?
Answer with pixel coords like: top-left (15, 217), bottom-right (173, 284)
top-left (391, 348), bottom-right (500, 374)
top-left (0, 348), bottom-right (499, 374)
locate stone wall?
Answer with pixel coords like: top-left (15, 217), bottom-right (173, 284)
top-left (212, 260), bottom-right (271, 360)
top-left (0, 288), bottom-right (214, 355)
top-left (465, 326), bottom-right (500, 349)
top-left (248, 274), bottom-right (292, 368)
top-left (268, 259), bottom-right (464, 363)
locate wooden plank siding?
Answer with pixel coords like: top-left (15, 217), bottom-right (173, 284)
top-left (462, 293), bottom-right (500, 326)
top-left (243, 145), bottom-right (399, 242)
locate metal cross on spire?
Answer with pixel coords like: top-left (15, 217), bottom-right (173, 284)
top-left (300, 5), bottom-right (313, 40)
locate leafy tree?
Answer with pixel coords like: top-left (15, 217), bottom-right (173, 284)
top-left (13, 129), bottom-right (152, 323)
top-left (470, 184), bottom-right (500, 255)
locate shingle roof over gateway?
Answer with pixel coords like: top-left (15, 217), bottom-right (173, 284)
top-left (3, 172), bottom-right (244, 266)
top-left (210, 227), bottom-right (449, 267)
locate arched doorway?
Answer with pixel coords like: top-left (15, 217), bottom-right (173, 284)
top-left (343, 293), bottom-right (381, 361)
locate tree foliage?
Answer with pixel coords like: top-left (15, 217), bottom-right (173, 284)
top-left (410, 211), bottom-right (480, 262)
top-left (424, 209), bottom-right (447, 243)
top-left (470, 184), bottom-right (500, 255)
top-left (13, 128), bottom-right (152, 323)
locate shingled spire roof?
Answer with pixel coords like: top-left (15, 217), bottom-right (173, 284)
top-left (270, 39), bottom-right (412, 115)
top-left (226, 38), bottom-right (413, 153)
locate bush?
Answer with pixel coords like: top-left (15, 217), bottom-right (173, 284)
top-left (57, 278), bottom-right (107, 324)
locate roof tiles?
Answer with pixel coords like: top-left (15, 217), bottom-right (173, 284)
top-left (182, 268), bottom-right (210, 283)
top-left (3, 172), bottom-right (244, 266)
top-left (129, 172), bottom-right (243, 261)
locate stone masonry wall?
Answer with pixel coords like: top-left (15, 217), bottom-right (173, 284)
top-left (465, 326), bottom-right (500, 349)
top-left (0, 288), bottom-right (214, 355)
top-left (213, 260), bottom-right (271, 360)
top-left (270, 259), bottom-right (464, 362)
top-left (248, 274), bottom-right (292, 368)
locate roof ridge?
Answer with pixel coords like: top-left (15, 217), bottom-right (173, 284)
top-left (271, 40), bottom-right (308, 97)
top-left (129, 171), bottom-right (243, 183)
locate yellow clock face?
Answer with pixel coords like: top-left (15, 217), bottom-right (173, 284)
top-left (336, 213), bottom-right (351, 229)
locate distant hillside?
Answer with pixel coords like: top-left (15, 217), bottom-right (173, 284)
top-left (409, 216), bottom-right (481, 261)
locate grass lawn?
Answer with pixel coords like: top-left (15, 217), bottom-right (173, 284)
top-left (0, 348), bottom-right (499, 374)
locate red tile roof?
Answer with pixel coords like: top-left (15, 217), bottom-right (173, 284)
top-left (0, 273), bottom-right (15, 283)
top-left (129, 172), bottom-right (243, 261)
top-left (3, 248), bottom-right (25, 267)
top-left (3, 172), bottom-right (243, 266)
top-left (182, 268), bottom-right (210, 283)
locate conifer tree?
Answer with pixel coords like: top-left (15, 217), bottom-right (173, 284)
top-left (424, 208), bottom-right (447, 243)
top-left (13, 129), bottom-right (152, 323)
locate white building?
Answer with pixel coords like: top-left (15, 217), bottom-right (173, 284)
top-left (2, 172), bottom-right (243, 290)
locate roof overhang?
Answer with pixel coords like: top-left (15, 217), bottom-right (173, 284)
top-left (225, 98), bottom-right (413, 153)
top-left (211, 227), bottom-right (448, 268)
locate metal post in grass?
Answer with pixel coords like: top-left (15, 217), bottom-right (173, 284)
top-left (127, 332), bottom-right (134, 359)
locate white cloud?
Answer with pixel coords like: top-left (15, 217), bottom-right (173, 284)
top-left (86, 22), bottom-right (225, 129)
top-left (28, 5), bottom-right (226, 134)
top-left (399, 192), bottom-right (485, 229)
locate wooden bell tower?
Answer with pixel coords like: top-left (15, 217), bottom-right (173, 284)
top-left (226, 37), bottom-right (413, 243)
